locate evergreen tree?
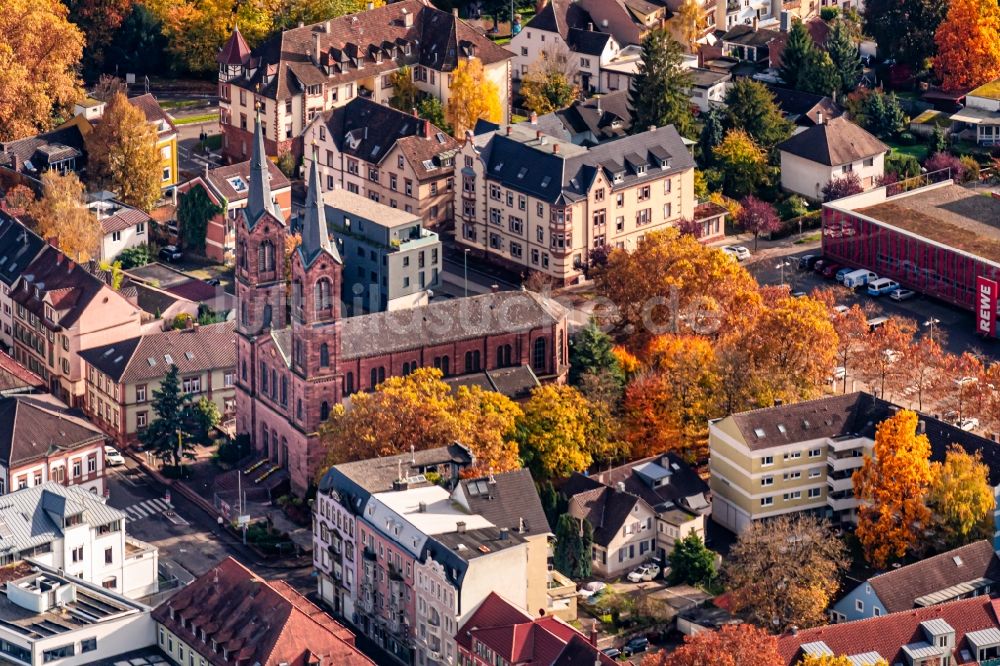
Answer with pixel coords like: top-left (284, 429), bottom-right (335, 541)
top-left (139, 366), bottom-right (197, 467)
top-left (177, 183), bottom-right (222, 253)
top-left (722, 79), bottom-right (793, 156)
top-left (569, 319), bottom-right (624, 386)
top-left (668, 533), bottom-right (716, 586)
top-left (779, 21), bottom-right (814, 88)
top-left (861, 91), bottom-right (906, 138)
top-left (629, 29), bottom-right (695, 138)
top-left (538, 481), bottom-right (563, 530)
top-left (826, 20), bottom-right (862, 94)
top-left (929, 125), bottom-right (948, 154)
top-left (699, 107), bottom-right (726, 165)
top-left (553, 513), bottom-right (593, 579)
top-left (799, 49), bottom-right (841, 96)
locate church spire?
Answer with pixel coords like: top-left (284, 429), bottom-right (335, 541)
top-left (245, 106), bottom-right (275, 227)
top-left (300, 147), bottom-right (341, 267)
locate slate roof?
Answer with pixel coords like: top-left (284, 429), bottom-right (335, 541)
top-left (777, 116), bottom-right (888, 166)
top-left (0, 395), bottom-right (104, 467)
top-left (721, 25), bottom-right (782, 47)
top-left (0, 125), bottom-right (87, 175)
top-left (429, 525), bottom-right (527, 563)
top-left (482, 122), bottom-right (693, 204)
top-left (229, 1), bottom-right (511, 101)
top-left (79, 321), bottom-right (235, 385)
top-left (443, 365), bottom-right (540, 400)
top-left (0, 351), bottom-right (45, 395)
top-left (0, 482), bottom-right (125, 555)
top-left (319, 443), bottom-right (475, 494)
top-left (867, 541), bottom-right (1000, 614)
top-left (217, 25), bottom-right (251, 66)
top-left (564, 453), bottom-right (709, 515)
top-left (777, 596), bottom-right (1000, 666)
top-left (204, 159), bottom-right (290, 205)
top-left (568, 27), bottom-right (612, 56)
top-left (568, 484), bottom-right (644, 546)
top-left (153, 557), bottom-right (373, 666)
top-left (128, 93), bottom-right (177, 138)
top-left (458, 469), bottom-right (551, 537)
top-left (766, 84), bottom-right (843, 126)
top-left (524, 0), bottom-right (593, 38)
top-left (538, 90), bottom-right (634, 145)
top-left (337, 290), bottom-right (568, 360)
top-left (0, 215), bottom-right (45, 288)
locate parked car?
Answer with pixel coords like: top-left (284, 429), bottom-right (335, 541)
top-left (791, 291), bottom-right (807, 298)
top-left (890, 288), bottom-right (917, 301)
top-left (623, 637), bottom-right (650, 656)
top-left (866, 316), bottom-right (889, 331)
top-left (835, 267), bottom-right (853, 282)
top-left (724, 245), bottom-right (751, 261)
top-left (602, 647), bottom-right (622, 659)
top-left (104, 446), bottom-right (125, 466)
top-left (821, 263), bottom-right (843, 279)
top-left (813, 259), bottom-right (828, 274)
top-left (799, 254), bottom-right (820, 270)
top-left (158, 245), bottom-right (183, 262)
top-left (832, 304), bottom-right (850, 315)
top-left (844, 269), bottom-right (878, 288)
top-left (960, 418), bottom-right (980, 431)
top-left (627, 564), bottom-right (660, 583)
top-left (867, 278), bottom-right (900, 296)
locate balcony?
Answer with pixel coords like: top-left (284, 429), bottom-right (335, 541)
top-left (828, 454), bottom-right (864, 473)
top-left (980, 658), bottom-right (1000, 666)
top-left (827, 475), bottom-right (854, 493)
top-left (828, 494), bottom-right (859, 512)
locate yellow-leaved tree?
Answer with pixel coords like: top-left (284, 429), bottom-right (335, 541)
top-left (928, 446), bottom-right (996, 547)
top-left (0, 0), bottom-right (84, 141)
top-left (445, 58), bottom-right (502, 138)
top-left (933, 0), bottom-right (1000, 92)
top-left (853, 409), bottom-right (935, 567)
top-left (29, 171), bottom-right (101, 261)
top-left (317, 368), bottom-right (521, 477)
top-left (88, 92), bottom-right (161, 211)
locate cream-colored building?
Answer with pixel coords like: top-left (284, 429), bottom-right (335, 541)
top-left (457, 121), bottom-right (696, 285)
top-left (303, 97), bottom-right (459, 232)
top-left (79, 322), bottom-right (236, 447)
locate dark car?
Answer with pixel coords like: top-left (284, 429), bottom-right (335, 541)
top-left (623, 637), bottom-right (649, 656)
top-left (798, 254), bottom-right (819, 270)
top-left (821, 262), bottom-right (842, 278)
top-left (205, 278), bottom-right (221, 286)
top-left (602, 647), bottom-right (622, 659)
top-left (812, 258), bottom-right (829, 274)
top-left (159, 245), bottom-right (183, 262)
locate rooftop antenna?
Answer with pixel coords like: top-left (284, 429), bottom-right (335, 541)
top-left (397, 458), bottom-right (403, 482)
top-left (411, 444), bottom-right (416, 464)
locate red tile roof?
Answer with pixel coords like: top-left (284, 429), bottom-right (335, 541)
top-left (0, 350), bottom-right (45, 393)
top-left (776, 596), bottom-right (1000, 666)
top-left (218, 25), bottom-right (251, 66)
top-left (99, 207), bottom-right (152, 235)
top-left (152, 557), bottom-right (372, 666)
top-left (128, 93), bottom-right (177, 138)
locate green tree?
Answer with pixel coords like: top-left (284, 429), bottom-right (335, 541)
top-left (554, 513), bottom-right (593, 579)
top-left (779, 20), bottom-right (814, 89)
top-left (629, 29), bottom-right (695, 138)
top-left (863, 0), bottom-right (946, 69)
top-left (723, 79), bottom-right (793, 156)
top-left (186, 396), bottom-right (221, 445)
top-left (799, 49), bottom-right (841, 96)
top-left (569, 319), bottom-right (624, 386)
top-left (117, 244), bottom-right (151, 268)
top-left (826, 20), bottom-right (863, 94)
top-left (103, 4), bottom-right (168, 76)
top-left (699, 107), bottom-right (726, 165)
top-left (713, 129), bottom-right (771, 198)
top-left (389, 65), bottom-right (419, 111)
top-left (929, 126), bottom-right (948, 154)
top-left (668, 533), bottom-right (716, 586)
top-left (859, 91), bottom-right (907, 138)
top-left (177, 183), bottom-right (222, 253)
top-left (538, 480), bottom-right (563, 530)
top-left (139, 366), bottom-right (197, 468)
top-left (418, 96), bottom-right (451, 135)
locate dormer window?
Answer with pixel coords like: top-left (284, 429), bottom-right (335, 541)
top-left (44, 304), bottom-right (54, 321)
top-left (635, 164), bottom-right (646, 175)
top-left (613, 172), bottom-right (623, 183)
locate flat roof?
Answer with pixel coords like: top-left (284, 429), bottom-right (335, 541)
top-left (852, 184), bottom-right (1000, 265)
top-left (373, 485), bottom-right (493, 535)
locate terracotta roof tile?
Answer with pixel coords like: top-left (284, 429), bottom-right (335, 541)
top-left (0, 350), bottom-right (45, 393)
top-left (98, 207), bottom-right (152, 235)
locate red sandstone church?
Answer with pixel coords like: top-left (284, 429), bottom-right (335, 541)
top-left (235, 116), bottom-right (570, 493)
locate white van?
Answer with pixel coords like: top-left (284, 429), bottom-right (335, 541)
top-left (843, 269), bottom-right (878, 288)
top-left (867, 278), bottom-right (900, 296)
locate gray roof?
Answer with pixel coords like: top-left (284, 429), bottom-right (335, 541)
top-left (0, 483), bottom-right (126, 555)
top-left (319, 443), bottom-right (476, 495)
top-left (443, 365), bottom-right (540, 401)
top-left (0, 395), bottom-right (105, 467)
top-left (339, 290), bottom-right (567, 359)
top-left (457, 469), bottom-right (551, 537)
top-left (776, 117), bottom-right (888, 166)
top-left (0, 214), bottom-right (45, 288)
top-left (244, 113), bottom-right (282, 229)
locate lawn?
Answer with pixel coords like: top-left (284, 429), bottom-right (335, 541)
top-left (174, 112), bottom-right (219, 125)
top-left (885, 141), bottom-right (929, 162)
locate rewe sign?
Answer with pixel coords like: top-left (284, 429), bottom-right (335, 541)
top-left (977, 276), bottom-right (997, 337)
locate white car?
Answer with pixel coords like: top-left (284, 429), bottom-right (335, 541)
top-left (832, 305), bottom-right (850, 315)
top-left (959, 418), bottom-right (980, 432)
top-left (723, 245), bottom-right (751, 261)
top-left (890, 289), bottom-right (916, 301)
top-left (578, 581), bottom-right (607, 600)
top-left (626, 563), bottom-right (661, 583)
top-left (104, 446), bottom-right (125, 466)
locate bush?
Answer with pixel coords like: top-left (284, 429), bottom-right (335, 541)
top-left (172, 312), bottom-right (193, 330)
top-left (117, 244), bottom-right (151, 269)
top-left (887, 153), bottom-right (921, 179)
top-left (959, 155), bottom-right (981, 182)
top-left (778, 195), bottom-right (808, 220)
top-left (215, 438), bottom-right (247, 466)
top-left (820, 6), bottom-right (839, 20)
top-left (897, 131), bottom-right (916, 145)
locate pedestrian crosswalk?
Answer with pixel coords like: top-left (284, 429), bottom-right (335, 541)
top-left (122, 498), bottom-right (172, 523)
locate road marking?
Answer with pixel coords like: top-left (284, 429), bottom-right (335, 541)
top-left (124, 498), bottom-right (173, 523)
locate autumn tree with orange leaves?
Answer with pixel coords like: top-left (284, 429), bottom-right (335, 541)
top-left (934, 0), bottom-right (1000, 92)
top-left (854, 409), bottom-right (935, 567)
top-left (640, 623), bottom-right (782, 666)
top-left (831, 302), bottom-right (870, 394)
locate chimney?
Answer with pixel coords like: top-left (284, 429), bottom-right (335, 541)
top-left (648, 125), bottom-right (656, 132)
top-left (536, 129), bottom-right (542, 140)
top-left (616, 481), bottom-right (625, 493)
top-left (752, 16), bottom-right (759, 29)
top-left (456, 521), bottom-right (466, 533)
top-left (418, 501), bottom-right (426, 513)
top-left (324, 19), bottom-right (331, 33)
top-left (589, 626), bottom-right (598, 647)
top-left (402, 8), bottom-right (413, 27)
top-left (774, 398), bottom-right (783, 406)
top-left (491, 284), bottom-right (500, 293)
top-left (817, 112), bottom-right (824, 125)
top-left (530, 111), bottom-right (538, 124)
top-left (452, 8), bottom-right (459, 17)
top-left (918, 420), bottom-right (926, 434)
top-left (587, 21), bottom-right (594, 31)
top-left (366, 0), bottom-right (374, 9)
top-left (313, 32), bottom-right (321, 65)
top-left (506, 126), bottom-right (512, 136)
top-left (411, 107), bottom-right (419, 117)
top-left (499, 527), bottom-right (509, 540)
top-left (553, 144), bottom-right (559, 154)
top-left (780, 10), bottom-right (790, 32)
top-left (518, 516), bottom-right (525, 533)
top-left (424, 119), bottom-right (432, 139)
top-left (298, 20), bottom-right (304, 28)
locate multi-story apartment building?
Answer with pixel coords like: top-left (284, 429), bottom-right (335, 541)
top-left (0, 212), bottom-right (46, 352)
top-left (315, 445), bottom-right (551, 666)
top-left (176, 158), bottom-right (291, 264)
top-left (78, 322), bottom-right (236, 447)
top-left (153, 556), bottom-right (372, 666)
top-left (0, 393), bottom-right (107, 498)
top-left (709, 393), bottom-right (1000, 542)
top-left (215, 1), bottom-right (512, 163)
top-left (0, 482), bottom-right (158, 598)
top-left (303, 98), bottom-right (459, 232)
top-left (9, 241), bottom-right (143, 406)
top-left (456, 121), bottom-right (696, 285)
top-left (325, 189), bottom-right (442, 313)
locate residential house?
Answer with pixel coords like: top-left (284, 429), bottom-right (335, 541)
top-left (830, 540), bottom-right (1000, 623)
top-left (951, 78), bottom-right (1000, 146)
top-left (126, 94), bottom-right (180, 193)
top-left (566, 480), bottom-right (658, 578)
top-left (456, 121), bottom-right (696, 285)
top-left (0, 350), bottom-right (45, 396)
top-left (0, 482), bottom-right (158, 598)
top-left (689, 68), bottom-right (733, 112)
top-left (9, 242), bottom-right (143, 405)
top-left (153, 556), bottom-right (372, 666)
top-left (0, 393), bottom-right (107, 497)
top-left (766, 84), bottom-right (843, 128)
top-left (533, 90), bottom-right (634, 145)
top-left (777, 596), bottom-right (1000, 666)
top-left (719, 25), bottom-right (784, 65)
top-left (692, 201), bottom-right (728, 243)
top-left (78, 321), bottom-right (236, 447)
top-left (302, 97), bottom-right (459, 232)
top-left (315, 445), bottom-right (552, 665)
top-left (0, 561), bottom-right (155, 665)
top-left (709, 392), bottom-right (1000, 544)
top-left (456, 592), bottom-right (616, 666)
top-left (215, 2), bottom-right (512, 163)
top-left (175, 159), bottom-right (291, 264)
top-left (0, 125), bottom-right (89, 187)
top-left (0, 213), bottom-right (46, 352)
top-left (324, 188), bottom-right (441, 313)
top-left (563, 453), bottom-right (711, 567)
top-left (86, 194), bottom-right (152, 262)
top-left (777, 116), bottom-right (887, 200)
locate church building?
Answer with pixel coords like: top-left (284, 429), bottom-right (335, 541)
top-left (234, 115), bottom-right (569, 493)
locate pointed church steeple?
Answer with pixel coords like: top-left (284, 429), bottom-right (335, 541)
top-left (245, 108), bottom-right (277, 227)
top-left (299, 147), bottom-right (341, 267)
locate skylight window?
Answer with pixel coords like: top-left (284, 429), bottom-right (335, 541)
top-left (777, 424), bottom-right (787, 434)
top-left (164, 354), bottom-right (173, 365)
top-left (517, 167), bottom-right (527, 179)
top-left (185, 351), bottom-right (194, 360)
top-left (540, 176), bottom-right (551, 187)
top-left (436, 132), bottom-right (446, 144)
top-left (754, 428), bottom-right (766, 438)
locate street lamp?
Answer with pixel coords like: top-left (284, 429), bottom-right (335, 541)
top-left (776, 260), bottom-right (792, 286)
top-left (464, 248), bottom-right (471, 297)
top-left (954, 375), bottom-right (978, 422)
top-left (923, 318), bottom-right (940, 343)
